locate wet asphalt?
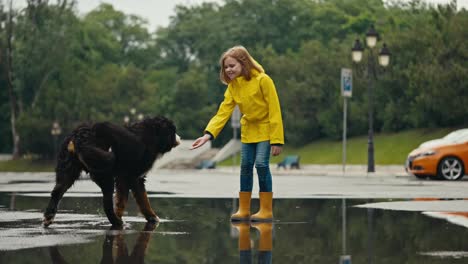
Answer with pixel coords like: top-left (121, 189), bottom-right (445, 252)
top-left (1, 169), bottom-right (468, 263)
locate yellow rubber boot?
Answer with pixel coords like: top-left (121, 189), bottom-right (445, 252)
top-left (250, 192), bottom-right (273, 222)
top-left (251, 222), bottom-right (273, 251)
top-left (231, 192), bottom-right (251, 221)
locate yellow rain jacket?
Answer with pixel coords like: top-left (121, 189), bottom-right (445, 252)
top-left (204, 70), bottom-right (284, 145)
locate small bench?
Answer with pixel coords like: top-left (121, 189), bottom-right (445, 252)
top-left (277, 155), bottom-right (300, 169)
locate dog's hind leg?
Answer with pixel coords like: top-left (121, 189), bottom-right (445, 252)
top-left (43, 167), bottom-right (81, 227)
top-left (131, 178), bottom-right (159, 223)
top-left (115, 177), bottom-right (129, 220)
top-left (94, 176), bottom-right (123, 227)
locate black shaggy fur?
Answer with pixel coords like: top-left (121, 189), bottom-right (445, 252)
top-left (43, 116), bottom-right (179, 227)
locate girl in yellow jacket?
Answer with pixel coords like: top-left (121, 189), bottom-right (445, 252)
top-left (191, 46), bottom-right (284, 222)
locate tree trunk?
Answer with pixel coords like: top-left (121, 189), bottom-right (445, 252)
top-left (5, 1), bottom-right (20, 159)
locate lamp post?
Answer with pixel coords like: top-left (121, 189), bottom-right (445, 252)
top-left (123, 108), bottom-right (144, 125)
top-left (351, 25), bottom-right (391, 173)
top-left (50, 121), bottom-right (62, 159)
top-left (124, 115), bottom-right (130, 124)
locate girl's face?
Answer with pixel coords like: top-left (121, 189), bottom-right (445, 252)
top-left (224, 56), bottom-right (242, 80)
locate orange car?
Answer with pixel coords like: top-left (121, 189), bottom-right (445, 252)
top-left (406, 129), bottom-right (468, 180)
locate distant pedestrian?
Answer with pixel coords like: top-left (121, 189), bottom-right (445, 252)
top-left (191, 46), bottom-right (284, 222)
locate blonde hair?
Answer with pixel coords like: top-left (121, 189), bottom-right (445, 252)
top-left (219, 46), bottom-right (264, 84)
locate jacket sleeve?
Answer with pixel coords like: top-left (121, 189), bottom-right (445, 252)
top-left (260, 76), bottom-right (284, 145)
top-left (204, 87), bottom-right (236, 139)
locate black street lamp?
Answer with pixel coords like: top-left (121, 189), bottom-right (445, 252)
top-left (124, 115), bottom-right (130, 124)
top-left (50, 121), bottom-right (62, 159)
top-left (351, 25), bottom-right (391, 173)
top-left (123, 108), bottom-right (144, 125)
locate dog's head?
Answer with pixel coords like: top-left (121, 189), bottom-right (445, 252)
top-left (133, 116), bottom-right (180, 154)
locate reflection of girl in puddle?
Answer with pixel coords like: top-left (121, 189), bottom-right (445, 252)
top-left (232, 222), bottom-right (273, 264)
top-left (233, 222), bottom-right (252, 263)
top-left (253, 223), bottom-right (272, 264)
top-left (49, 222), bottom-right (157, 264)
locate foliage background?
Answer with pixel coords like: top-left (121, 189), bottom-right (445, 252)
top-left (0, 0), bottom-right (467, 157)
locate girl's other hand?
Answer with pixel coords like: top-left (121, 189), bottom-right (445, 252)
top-left (190, 134), bottom-right (211, 150)
top-left (271, 145), bottom-right (282, 156)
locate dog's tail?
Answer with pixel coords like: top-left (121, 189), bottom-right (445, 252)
top-left (58, 124), bottom-right (115, 175)
top-left (67, 140), bottom-right (76, 153)
top-left (55, 124), bottom-right (93, 176)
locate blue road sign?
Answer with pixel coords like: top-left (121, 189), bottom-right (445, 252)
top-left (341, 68), bottom-right (352, 97)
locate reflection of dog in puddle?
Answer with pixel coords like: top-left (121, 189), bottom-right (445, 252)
top-left (49, 222), bottom-right (157, 264)
top-left (231, 222), bottom-right (273, 264)
top-left (43, 117), bottom-right (180, 227)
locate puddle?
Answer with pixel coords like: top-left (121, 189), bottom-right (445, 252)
top-left (355, 199), bottom-right (468, 211)
top-left (0, 193), bottom-right (468, 263)
top-left (7, 180), bottom-right (51, 184)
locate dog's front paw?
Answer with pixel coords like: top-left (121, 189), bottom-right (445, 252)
top-left (43, 216), bottom-right (55, 227)
top-left (110, 223), bottom-right (124, 230)
top-left (147, 215), bottom-right (160, 223)
top-left (143, 221), bottom-right (159, 231)
top-left (110, 218), bottom-right (124, 228)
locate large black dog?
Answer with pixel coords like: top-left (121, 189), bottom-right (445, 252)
top-left (43, 116), bottom-right (180, 227)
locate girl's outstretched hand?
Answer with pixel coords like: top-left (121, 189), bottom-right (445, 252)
top-left (190, 134), bottom-right (211, 150)
top-left (271, 145), bottom-right (282, 156)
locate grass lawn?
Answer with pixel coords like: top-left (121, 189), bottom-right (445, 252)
top-left (219, 128), bottom-right (452, 166)
top-left (0, 159), bottom-right (54, 172)
top-left (0, 128), bottom-right (454, 171)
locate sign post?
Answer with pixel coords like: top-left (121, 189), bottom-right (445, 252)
top-left (340, 255), bottom-right (352, 264)
top-left (341, 68), bottom-right (352, 175)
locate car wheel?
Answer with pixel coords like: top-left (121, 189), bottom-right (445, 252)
top-left (437, 157), bottom-right (465, 181)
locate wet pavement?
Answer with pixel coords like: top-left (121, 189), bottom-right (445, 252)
top-left (1, 170), bottom-right (468, 263)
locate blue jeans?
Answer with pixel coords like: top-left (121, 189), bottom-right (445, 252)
top-left (240, 141), bottom-right (272, 192)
